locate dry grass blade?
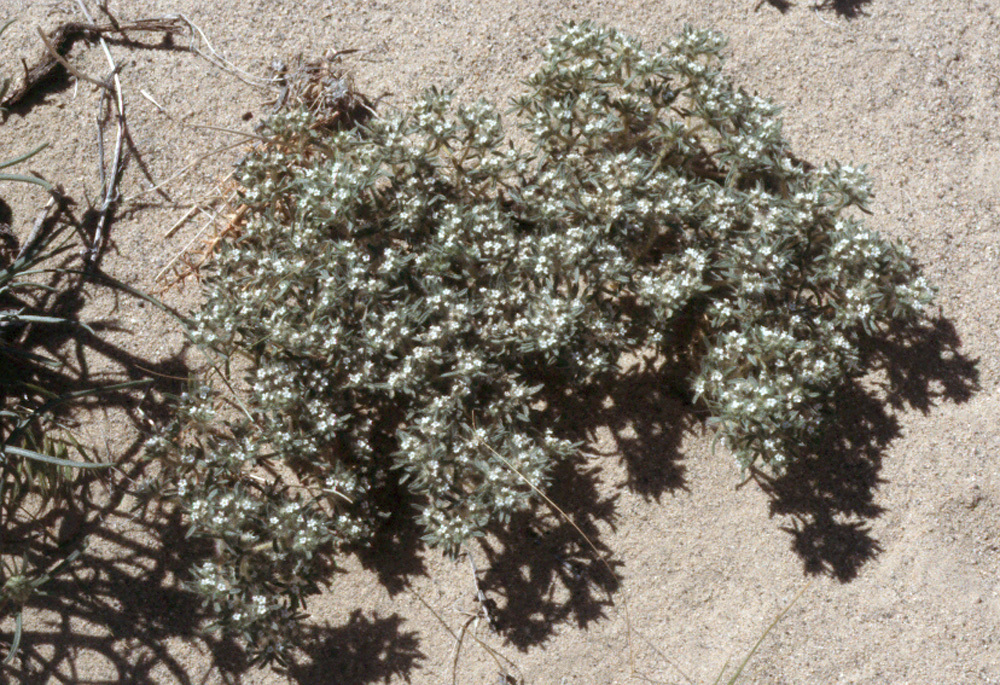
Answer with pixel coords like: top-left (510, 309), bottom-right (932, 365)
top-left (155, 50), bottom-right (376, 289)
top-left (407, 583), bottom-right (522, 684)
top-left (75, 0), bottom-right (126, 268)
top-left (469, 417), bottom-right (636, 680)
top-left (35, 26), bottom-right (107, 89)
top-left (173, 13), bottom-right (271, 88)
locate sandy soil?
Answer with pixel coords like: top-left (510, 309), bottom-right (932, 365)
top-left (0, 0), bottom-right (997, 683)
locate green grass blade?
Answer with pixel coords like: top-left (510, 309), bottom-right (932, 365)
top-left (3, 379), bottom-right (153, 447)
top-left (6, 314), bottom-right (71, 325)
top-left (0, 143), bottom-right (49, 171)
top-left (9, 313), bottom-right (96, 336)
top-left (3, 281), bottom-right (61, 293)
top-left (0, 342), bottom-right (58, 366)
top-left (0, 173), bottom-right (52, 190)
top-left (85, 269), bottom-right (195, 327)
top-left (2, 611), bottom-right (23, 665)
top-left (719, 581), bottom-right (811, 685)
top-left (711, 658), bottom-right (733, 685)
top-left (2, 444), bottom-right (111, 469)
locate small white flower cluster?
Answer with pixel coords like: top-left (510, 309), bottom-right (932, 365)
top-left (190, 561), bottom-right (279, 630)
top-left (636, 247), bottom-right (710, 320)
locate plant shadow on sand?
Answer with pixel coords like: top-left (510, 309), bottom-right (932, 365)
top-left (277, 310), bottom-right (979, 680)
top-left (333, 359), bottom-right (691, 668)
top-left (751, 315), bottom-right (979, 581)
top-left (812, 0), bottom-right (875, 19)
top-left (1, 209), bottom-right (977, 683)
top-left (468, 358), bottom-right (692, 650)
top-left (756, 0), bottom-right (874, 19)
top-left (0, 233), bottom-right (243, 681)
top-left (0, 258), bottom-right (425, 684)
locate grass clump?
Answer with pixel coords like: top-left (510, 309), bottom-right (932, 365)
top-left (0, 144), bottom-right (115, 668)
top-left (147, 22), bottom-right (933, 664)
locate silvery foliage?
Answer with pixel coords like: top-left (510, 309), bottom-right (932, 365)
top-left (146, 22), bottom-right (933, 663)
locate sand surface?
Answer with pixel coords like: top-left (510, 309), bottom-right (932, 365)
top-left (0, 1), bottom-right (997, 683)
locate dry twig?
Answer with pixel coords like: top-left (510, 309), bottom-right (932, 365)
top-left (73, 0), bottom-right (126, 269)
top-left (16, 190), bottom-right (64, 262)
top-left (0, 16), bottom-right (185, 112)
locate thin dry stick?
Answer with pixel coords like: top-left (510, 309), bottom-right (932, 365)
top-left (174, 13), bottom-right (272, 88)
top-left (159, 168), bottom-right (236, 239)
top-left (464, 547), bottom-right (497, 629)
top-left (450, 614), bottom-right (475, 685)
top-left (187, 123), bottom-right (273, 142)
top-left (16, 192), bottom-right (61, 261)
top-left (472, 419), bottom-right (636, 678)
top-left (75, 0), bottom-right (126, 267)
top-left (407, 584), bottom-right (521, 682)
top-left (2, 17), bottom-right (184, 111)
top-left (139, 88), bottom-right (275, 144)
top-left (161, 203), bottom-right (202, 239)
top-left (122, 138), bottom-right (248, 203)
top-left (448, 547), bottom-right (503, 684)
top-left (154, 192), bottom-right (237, 282)
top-left (34, 27), bottom-right (107, 89)
top-left (458, 549), bottom-right (517, 683)
top-left (138, 87), bottom-right (165, 113)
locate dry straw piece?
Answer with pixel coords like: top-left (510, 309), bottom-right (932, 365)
top-left (158, 50), bottom-right (375, 288)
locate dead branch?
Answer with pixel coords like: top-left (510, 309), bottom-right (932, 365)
top-left (1, 16), bottom-right (185, 113)
top-left (75, 0), bottom-right (126, 269)
top-left (17, 190), bottom-right (64, 262)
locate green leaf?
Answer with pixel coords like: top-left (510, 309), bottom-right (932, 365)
top-left (0, 173), bottom-right (52, 190)
top-left (0, 143), bottom-right (49, 171)
top-left (2, 445), bottom-right (112, 470)
top-left (2, 611), bottom-right (23, 665)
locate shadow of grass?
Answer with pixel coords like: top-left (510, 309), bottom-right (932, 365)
top-left (0, 204), bottom-right (234, 682)
top-left (0, 448), bottom-right (247, 684)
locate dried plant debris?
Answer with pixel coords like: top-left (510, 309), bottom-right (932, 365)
top-left (159, 50), bottom-right (374, 288)
top-left (267, 51), bottom-right (375, 131)
top-left (0, 17), bottom-right (185, 114)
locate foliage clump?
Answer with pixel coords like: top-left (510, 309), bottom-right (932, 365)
top-left (2, 35), bottom-right (119, 663)
top-left (147, 22), bottom-right (933, 663)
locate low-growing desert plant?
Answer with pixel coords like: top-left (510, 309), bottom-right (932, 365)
top-left (147, 21), bottom-right (933, 664)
